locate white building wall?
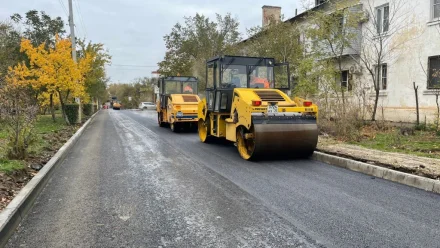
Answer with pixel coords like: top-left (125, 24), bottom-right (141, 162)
top-left (359, 0), bottom-right (440, 122)
top-left (249, 1), bottom-right (439, 122)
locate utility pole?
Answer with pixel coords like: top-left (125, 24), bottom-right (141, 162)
top-left (68, 0), bottom-right (82, 123)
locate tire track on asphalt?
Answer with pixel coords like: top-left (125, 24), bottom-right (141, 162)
top-left (124, 110), bottom-right (440, 248)
top-left (109, 110), bottom-right (321, 247)
top-left (110, 110), bottom-right (223, 246)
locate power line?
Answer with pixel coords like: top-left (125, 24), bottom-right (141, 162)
top-left (106, 68), bottom-right (157, 71)
top-left (58, 0), bottom-right (69, 18)
top-left (74, 0), bottom-right (88, 38)
top-left (107, 64), bottom-right (158, 68)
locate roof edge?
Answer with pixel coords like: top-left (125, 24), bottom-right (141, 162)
top-left (262, 5), bottom-right (281, 9)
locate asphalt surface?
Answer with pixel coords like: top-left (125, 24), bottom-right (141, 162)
top-left (6, 110), bottom-right (440, 248)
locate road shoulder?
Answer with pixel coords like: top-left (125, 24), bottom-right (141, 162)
top-left (0, 111), bottom-right (100, 247)
top-left (316, 136), bottom-right (440, 193)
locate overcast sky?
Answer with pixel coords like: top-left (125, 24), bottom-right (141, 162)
top-left (2, 0), bottom-right (306, 83)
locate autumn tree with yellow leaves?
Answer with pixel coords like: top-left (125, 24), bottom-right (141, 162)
top-left (9, 36), bottom-right (94, 125)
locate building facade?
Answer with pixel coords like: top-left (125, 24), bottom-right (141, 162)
top-left (247, 1), bottom-right (440, 123)
top-left (362, 0), bottom-right (440, 122)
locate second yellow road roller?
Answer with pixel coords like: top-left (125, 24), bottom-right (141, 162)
top-left (197, 55), bottom-right (318, 160)
top-left (157, 76), bottom-right (200, 132)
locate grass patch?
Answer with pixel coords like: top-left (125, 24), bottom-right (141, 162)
top-left (0, 120), bottom-right (8, 139)
top-left (29, 115), bottom-right (69, 156)
top-left (0, 159), bottom-right (25, 174)
top-left (34, 115), bottom-right (66, 134)
top-left (0, 130), bottom-right (7, 139)
top-left (355, 129), bottom-right (440, 159)
top-left (0, 114), bottom-right (70, 170)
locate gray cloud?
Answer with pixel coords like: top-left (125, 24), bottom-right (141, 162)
top-left (2, 0), bottom-right (302, 82)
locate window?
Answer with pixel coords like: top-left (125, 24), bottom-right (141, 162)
top-left (249, 66), bottom-right (274, 89)
top-left (164, 81), bottom-right (179, 94)
top-left (296, 34), bottom-right (301, 45)
top-left (215, 61), bottom-right (220, 88)
top-left (207, 64), bottom-right (214, 88)
top-left (381, 64), bottom-right (387, 90)
top-left (207, 91), bottom-right (214, 110)
top-left (182, 82), bottom-right (197, 94)
top-left (428, 56), bottom-right (440, 88)
top-left (433, 0), bottom-right (440, 19)
top-left (340, 70), bottom-right (352, 91)
top-left (215, 91), bottom-right (221, 111)
top-left (376, 4), bottom-right (389, 34)
top-left (220, 93), bottom-right (228, 110)
top-left (374, 64), bottom-right (387, 90)
top-left (222, 64), bottom-right (247, 88)
top-left (274, 64), bottom-right (290, 89)
top-left (338, 15), bottom-right (344, 34)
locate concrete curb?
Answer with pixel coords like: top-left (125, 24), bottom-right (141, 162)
top-left (0, 111), bottom-right (100, 247)
top-left (312, 151), bottom-right (440, 194)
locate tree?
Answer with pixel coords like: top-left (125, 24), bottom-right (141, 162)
top-left (245, 17), bottom-right (319, 98)
top-left (158, 13), bottom-right (241, 91)
top-left (246, 17), bottom-right (301, 63)
top-left (7, 10), bottom-right (67, 119)
top-left (107, 78), bottom-right (155, 109)
top-left (307, 1), bottom-right (364, 115)
top-left (0, 21), bottom-right (23, 82)
top-left (11, 10), bottom-right (66, 48)
top-left (350, 0), bottom-right (418, 121)
top-left (37, 91), bottom-right (60, 114)
top-left (18, 37), bottom-right (93, 125)
top-left (132, 77), bottom-right (155, 103)
top-left (3, 10), bottom-right (67, 73)
top-left (77, 40), bottom-right (112, 104)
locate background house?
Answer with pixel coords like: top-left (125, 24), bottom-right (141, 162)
top-left (362, 0), bottom-right (440, 123)
top-left (242, 0), bottom-right (440, 123)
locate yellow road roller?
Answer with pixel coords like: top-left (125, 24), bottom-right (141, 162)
top-left (157, 76), bottom-right (200, 132)
top-left (197, 55), bottom-right (318, 160)
top-left (112, 101), bottom-right (121, 110)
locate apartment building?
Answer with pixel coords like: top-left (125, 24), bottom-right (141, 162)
top-left (244, 0), bottom-right (440, 122)
top-left (365, 0), bottom-right (440, 122)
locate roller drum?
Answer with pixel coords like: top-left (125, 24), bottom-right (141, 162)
top-left (253, 123), bottom-right (318, 158)
top-left (237, 113), bottom-right (318, 160)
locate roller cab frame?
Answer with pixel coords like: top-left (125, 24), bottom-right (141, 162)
top-left (197, 55), bottom-right (319, 160)
top-left (156, 76), bottom-right (200, 132)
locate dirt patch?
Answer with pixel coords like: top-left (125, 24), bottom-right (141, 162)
top-left (0, 125), bottom-right (78, 211)
top-left (318, 136), bottom-right (440, 180)
top-left (0, 169), bottom-right (34, 210)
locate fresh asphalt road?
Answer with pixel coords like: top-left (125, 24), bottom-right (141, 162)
top-left (6, 110), bottom-right (440, 248)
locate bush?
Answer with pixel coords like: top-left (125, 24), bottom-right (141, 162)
top-left (64, 104), bottom-right (79, 125)
top-left (317, 103), bottom-right (366, 142)
top-left (0, 85), bottom-right (39, 159)
top-left (415, 122), bottom-right (427, 131)
top-left (83, 103), bottom-right (93, 116)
